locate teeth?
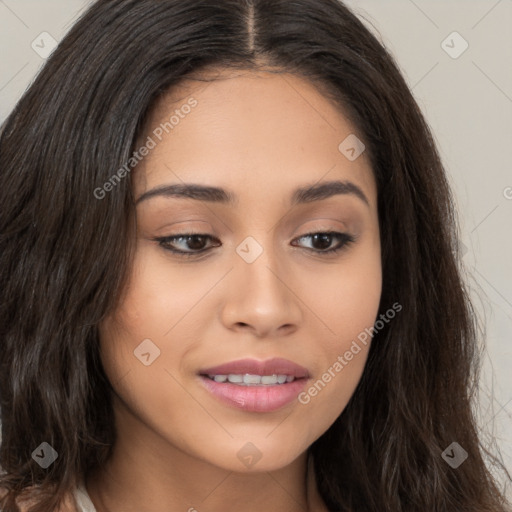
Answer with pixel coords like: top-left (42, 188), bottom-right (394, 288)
top-left (207, 374), bottom-right (295, 385)
top-left (243, 374), bottom-right (261, 385)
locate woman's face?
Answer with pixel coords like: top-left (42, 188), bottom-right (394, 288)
top-left (98, 69), bottom-right (381, 472)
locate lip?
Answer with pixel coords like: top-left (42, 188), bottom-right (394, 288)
top-left (197, 358), bottom-right (310, 413)
top-left (198, 357), bottom-right (310, 378)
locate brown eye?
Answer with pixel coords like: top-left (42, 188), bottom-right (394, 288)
top-left (155, 234), bottom-right (220, 257)
top-left (291, 231), bottom-right (356, 254)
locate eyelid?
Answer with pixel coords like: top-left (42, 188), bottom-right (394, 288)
top-left (290, 217), bottom-right (352, 236)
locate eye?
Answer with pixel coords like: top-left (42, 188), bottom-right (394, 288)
top-left (153, 231), bottom-right (356, 259)
top-left (154, 233), bottom-right (220, 258)
top-left (291, 231), bottom-right (356, 255)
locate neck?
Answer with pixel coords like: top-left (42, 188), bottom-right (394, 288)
top-left (86, 396), bottom-right (328, 512)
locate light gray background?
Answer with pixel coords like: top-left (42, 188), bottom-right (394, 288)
top-left (0, 0), bottom-right (510, 497)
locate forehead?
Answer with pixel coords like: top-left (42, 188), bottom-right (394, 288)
top-left (133, 69), bottom-right (376, 206)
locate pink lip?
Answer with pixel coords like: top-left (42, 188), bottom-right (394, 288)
top-left (199, 357), bottom-right (309, 378)
top-left (197, 358), bottom-right (310, 413)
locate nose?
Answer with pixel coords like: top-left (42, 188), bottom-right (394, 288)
top-left (219, 239), bottom-right (303, 338)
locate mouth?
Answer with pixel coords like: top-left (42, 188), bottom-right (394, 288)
top-left (198, 357), bottom-right (309, 380)
top-left (202, 373), bottom-right (298, 385)
top-left (197, 358), bottom-right (310, 412)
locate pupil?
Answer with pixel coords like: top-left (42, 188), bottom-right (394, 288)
top-left (314, 234), bottom-right (332, 250)
top-left (187, 235), bottom-right (205, 250)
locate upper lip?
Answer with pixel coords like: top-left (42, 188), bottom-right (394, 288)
top-left (199, 357), bottom-right (309, 378)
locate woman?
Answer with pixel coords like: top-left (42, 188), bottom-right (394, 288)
top-left (0, 0), bottom-right (510, 511)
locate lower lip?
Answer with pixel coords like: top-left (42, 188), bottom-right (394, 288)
top-left (198, 376), bottom-right (308, 412)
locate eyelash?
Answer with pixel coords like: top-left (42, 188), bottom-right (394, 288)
top-left (153, 231), bottom-right (356, 259)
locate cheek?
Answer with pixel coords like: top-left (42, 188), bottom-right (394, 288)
top-left (96, 251), bottom-right (202, 444)
top-left (295, 240), bottom-right (382, 429)
top-left (97, 241), bottom-right (225, 406)
top-left (97, 247), bottom-right (187, 385)
top-left (298, 234), bottom-right (382, 348)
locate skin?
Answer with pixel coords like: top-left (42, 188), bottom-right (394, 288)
top-left (86, 68), bottom-right (382, 512)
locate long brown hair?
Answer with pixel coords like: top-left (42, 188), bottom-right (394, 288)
top-left (0, 0), bottom-right (510, 510)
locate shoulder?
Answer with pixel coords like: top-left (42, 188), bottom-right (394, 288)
top-left (0, 487), bottom-right (30, 511)
top-left (0, 486), bottom-right (37, 511)
top-left (0, 486), bottom-right (78, 511)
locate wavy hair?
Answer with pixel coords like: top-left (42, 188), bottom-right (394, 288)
top-left (0, 0), bottom-right (510, 510)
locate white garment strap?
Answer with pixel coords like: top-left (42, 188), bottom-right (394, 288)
top-left (73, 482), bottom-right (98, 512)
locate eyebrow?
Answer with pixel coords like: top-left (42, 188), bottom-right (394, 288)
top-left (135, 179), bottom-right (370, 207)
